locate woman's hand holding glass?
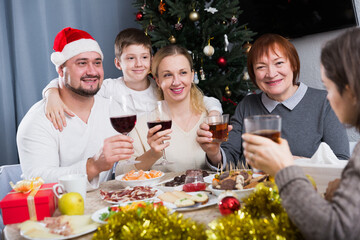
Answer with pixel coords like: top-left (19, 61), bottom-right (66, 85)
top-left (146, 101), bottom-right (174, 165)
top-left (241, 133), bottom-right (294, 176)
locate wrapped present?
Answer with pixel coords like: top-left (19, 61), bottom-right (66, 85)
top-left (0, 183), bottom-right (58, 225)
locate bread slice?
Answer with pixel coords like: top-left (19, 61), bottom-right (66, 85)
top-left (158, 192), bottom-right (179, 203)
top-left (190, 193), bottom-right (209, 204)
top-left (172, 191), bottom-right (192, 199)
top-left (174, 198), bottom-right (195, 208)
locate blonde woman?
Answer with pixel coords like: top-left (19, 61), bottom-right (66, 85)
top-left (116, 45), bottom-right (224, 174)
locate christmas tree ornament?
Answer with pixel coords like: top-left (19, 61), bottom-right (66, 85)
top-left (205, 7), bottom-right (218, 14)
top-left (200, 67), bottom-right (205, 80)
top-left (141, 0), bottom-right (146, 10)
top-left (203, 37), bottom-right (215, 57)
top-left (217, 56), bottom-right (227, 68)
top-left (189, 9), bottom-right (200, 21)
top-left (218, 196), bottom-right (241, 215)
top-left (158, 0), bottom-right (166, 14)
top-left (207, 182), bottom-right (301, 239)
top-left (203, 45), bottom-right (214, 57)
top-left (136, 11), bottom-right (143, 21)
top-left (243, 42), bottom-right (252, 54)
top-left (175, 17), bottom-right (183, 31)
top-left (225, 86), bottom-right (231, 97)
top-left (169, 35), bottom-right (176, 44)
top-left (148, 19), bottom-right (155, 31)
top-left (222, 20), bottom-right (228, 25)
top-left (231, 15), bottom-right (238, 24)
top-left (243, 71), bottom-right (250, 81)
top-left (194, 71), bottom-right (199, 84)
top-left (224, 34), bottom-right (229, 51)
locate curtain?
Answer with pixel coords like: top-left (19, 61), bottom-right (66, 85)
top-left (0, 0), bottom-right (138, 165)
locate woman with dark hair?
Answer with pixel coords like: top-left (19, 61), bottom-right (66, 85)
top-left (197, 33), bottom-right (349, 166)
top-left (242, 28), bottom-right (360, 239)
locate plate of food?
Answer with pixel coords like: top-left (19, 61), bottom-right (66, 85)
top-left (157, 190), bottom-right (216, 212)
top-left (115, 170), bottom-right (164, 187)
top-left (92, 200), bottom-right (166, 224)
top-left (206, 170), bottom-right (269, 201)
top-left (20, 215), bottom-right (100, 240)
top-left (155, 169), bottom-right (210, 189)
top-left (99, 186), bottom-right (164, 204)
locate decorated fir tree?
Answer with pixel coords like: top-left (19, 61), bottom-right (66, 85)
top-left (133, 0), bottom-right (256, 114)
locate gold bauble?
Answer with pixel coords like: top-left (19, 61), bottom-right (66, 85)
top-left (189, 10), bottom-right (200, 21)
top-left (169, 35), bottom-right (176, 44)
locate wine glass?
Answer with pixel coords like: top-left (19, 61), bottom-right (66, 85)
top-left (146, 101), bottom-right (174, 165)
top-left (109, 94), bottom-right (139, 165)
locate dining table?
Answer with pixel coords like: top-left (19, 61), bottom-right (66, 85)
top-left (3, 172), bottom-right (223, 240)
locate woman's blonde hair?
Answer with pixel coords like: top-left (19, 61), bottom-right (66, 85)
top-left (152, 45), bottom-right (205, 113)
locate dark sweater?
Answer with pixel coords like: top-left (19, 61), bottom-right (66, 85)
top-left (222, 87), bottom-right (350, 164)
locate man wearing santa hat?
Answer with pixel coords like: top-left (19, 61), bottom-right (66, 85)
top-left (17, 27), bottom-right (134, 190)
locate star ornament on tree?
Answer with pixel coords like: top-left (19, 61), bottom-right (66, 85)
top-left (205, 7), bottom-right (218, 14)
top-left (158, 0), bottom-right (166, 14)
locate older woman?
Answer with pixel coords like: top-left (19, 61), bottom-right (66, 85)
top-left (197, 33), bottom-right (349, 166)
top-left (242, 27), bottom-right (360, 240)
top-left (116, 45), bottom-right (223, 174)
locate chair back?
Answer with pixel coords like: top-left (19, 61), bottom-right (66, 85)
top-left (0, 164), bottom-right (22, 237)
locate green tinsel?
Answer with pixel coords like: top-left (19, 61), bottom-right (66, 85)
top-left (92, 204), bottom-right (207, 240)
top-left (206, 182), bottom-right (303, 240)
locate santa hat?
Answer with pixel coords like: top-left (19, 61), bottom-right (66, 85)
top-left (51, 27), bottom-right (104, 70)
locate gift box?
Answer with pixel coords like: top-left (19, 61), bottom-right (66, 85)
top-left (0, 183), bottom-right (58, 225)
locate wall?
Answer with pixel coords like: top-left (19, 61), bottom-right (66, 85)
top-left (291, 0), bottom-right (360, 141)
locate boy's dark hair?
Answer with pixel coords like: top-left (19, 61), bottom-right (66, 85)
top-left (114, 28), bottom-right (152, 59)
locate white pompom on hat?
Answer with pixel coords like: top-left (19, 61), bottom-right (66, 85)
top-left (50, 27), bottom-right (104, 70)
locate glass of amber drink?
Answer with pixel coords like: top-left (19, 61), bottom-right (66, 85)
top-left (244, 115), bottom-right (282, 143)
top-left (204, 114), bottom-right (230, 142)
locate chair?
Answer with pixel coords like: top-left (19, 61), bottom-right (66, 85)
top-left (0, 164), bottom-right (22, 240)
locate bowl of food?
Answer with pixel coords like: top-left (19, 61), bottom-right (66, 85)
top-left (115, 170), bottom-right (164, 187)
top-left (207, 170), bottom-right (269, 201)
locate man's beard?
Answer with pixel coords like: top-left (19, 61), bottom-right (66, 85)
top-left (65, 75), bottom-right (101, 97)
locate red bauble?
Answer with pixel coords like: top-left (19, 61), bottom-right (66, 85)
top-left (136, 12), bottom-right (143, 21)
top-left (217, 56), bottom-right (227, 68)
top-left (218, 196), bottom-right (241, 215)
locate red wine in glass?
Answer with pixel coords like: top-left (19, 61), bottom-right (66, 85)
top-left (111, 115), bottom-right (137, 135)
top-left (147, 120), bottom-right (172, 134)
top-left (146, 101), bottom-right (173, 165)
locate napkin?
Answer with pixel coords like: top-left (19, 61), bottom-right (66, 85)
top-left (296, 142), bottom-right (347, 166)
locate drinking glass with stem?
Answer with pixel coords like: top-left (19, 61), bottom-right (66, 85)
top-left (146, 101), bottom-right (174, 165)
top-left (109, 94), bottom-right (140, 165)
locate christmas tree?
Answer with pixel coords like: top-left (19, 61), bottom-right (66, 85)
top-left (133, 0), bottom-right (256, 114)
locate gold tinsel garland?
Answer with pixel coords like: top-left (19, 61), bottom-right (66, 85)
top-left (206, 182), bottom-right (303, 240)
top-left (93, 183), bottom-right (302, 239)
top-left (92, 203), bottom-right (207, 240)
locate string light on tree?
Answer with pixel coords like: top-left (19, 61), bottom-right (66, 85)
top-left (225, 86), bottom-right (231, 97)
